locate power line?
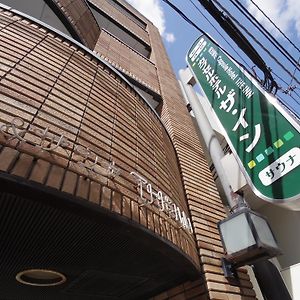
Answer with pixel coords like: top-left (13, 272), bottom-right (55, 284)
top-left (211, 0), bottom-right (300, 87)
top-left (196, 0), bottom-right (278, 93)
top-left (220, 0), bottom-right (300, 98)
top-left (281, 55), bottom-right (300, 97)
top-left (248, 0), bottom-right (300, 54)
top-left (161, 0), bottom-right (252, 75)
top-left (161, 0), bottom-right (205, 35)
top-left (228, 0), bottom-right (300, 73)
top-left (277, 94), bottom-right (300, 118)
top-left (188, 0), bottom-right (252, 70)
top-left (289, 56), bottom-right (300, 86)
top-left (272, 71), bottom-right (300, 100)
top-left (161, 0), bottom-right (300, 112)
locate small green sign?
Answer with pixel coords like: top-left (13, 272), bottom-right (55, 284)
top-left (187, 35), bottom-right (300, 205)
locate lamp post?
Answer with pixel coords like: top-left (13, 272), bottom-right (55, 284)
top-left (218, 206), bottom-right (281, 278)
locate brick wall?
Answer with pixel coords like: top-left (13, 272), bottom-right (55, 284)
top-left (52, 0), bottom-right (100, 49)
top-left (89, 0), bottom-right (150, 45)
top-left (0, 8), bottom-right (198, 266)
top-left (147, 22), bottom-right (257, 300)
top-left (94, 30), bottom-right (160, 93)
top-left (0, 1), bottom-right (258, 298)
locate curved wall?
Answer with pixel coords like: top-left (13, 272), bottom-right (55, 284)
top-left (0, 8), bottom-right (198, 265)
top-left (51, 0), bottom-right (101, 49)
top-left (0, 0), bottom-right (100, 49)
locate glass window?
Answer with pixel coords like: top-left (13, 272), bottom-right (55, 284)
top-left (89, 4), bottom-right (151, 58)
top-left (105, 0), bottom-right (147, 29)
top-left (122, 75), bottom-right (161, 110)
top-left (1, 0), bottom-right (77, 40)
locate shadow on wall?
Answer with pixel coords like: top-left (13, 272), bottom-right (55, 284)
top-left (281, 263), bottom-right (300, 299)
top-left (257, 204), bottom-right (300, 299)
top-left (259, 204), bottom-right (300, 268)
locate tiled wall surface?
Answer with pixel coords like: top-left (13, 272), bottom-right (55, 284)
top-left (146, 20), bottom-right (257, 300)
top-left (0, 8), bottom-right (198, 266)
top-left (53, 0), bottom-right (100, 49)
top-left (89, 0), bottom-right (150, 45)
top-left (94, 30), bottom-right (160, 93)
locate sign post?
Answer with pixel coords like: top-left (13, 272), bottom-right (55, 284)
top-left (187, 35), bottom-right (300, 209)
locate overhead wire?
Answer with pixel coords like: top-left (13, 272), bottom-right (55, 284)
top-left (277, 94), bottom-right (300, 121)
top-left (228, 0), bottom-right (300, 72)
top-left (248, 0), bottom-right (300, 112)
top-left (272, 71), bottom-right (300, 101)
top-left (161, 0), bottom-right (205, 34)
top-left (188, 0), bottom-right (252, 71)
top-left (195, 0), bottom-right (278, 93)
top-left (191, 0), bottom-right (300, 99)
top-left (289, 56), bottom-right (300, 87)
top-left (248, 0), bottom-right (300, 54)
top-left (161, 0), bottom-right (300, 105)
top-left (211, 0), bottom-right (300, 87)
top-left (281, 59), bottom-right (300, 97)
top-left (161, 0), bottom-right (253, 75)
top-left (227, 0), bottom-right (300, 98)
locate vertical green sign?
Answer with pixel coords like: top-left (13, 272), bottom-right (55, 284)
top-left (187, 35), bottom-right (300, 206)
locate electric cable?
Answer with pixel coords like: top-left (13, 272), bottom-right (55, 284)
top-left (229, 0), bottom-right (300, 98)
top-left (188, 0), bottom-right (252, 71)
top-left (227, 0), bottom-right (300, 99)
top-left (196, 0), bottom-right (278, 94)
top-left (161, 0), bottom-right (205, 35)
top-left (272, 71), bottom-right (300, 101)
top-left (162, 0), bottom-right (300, 107)
top-left (289, 56), bottom-right (300, 86)
top-left (248, 0), bottom-right (300, 54)
top-left (228, 0), bottom-right (300, 72)
top-left (277, 95), bottom-right (300, 120)
top-left (211, 0), bottom-right (300, 87)
top-left (161, 0), bottom-right (252, 75)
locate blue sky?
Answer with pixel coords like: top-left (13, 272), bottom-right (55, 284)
top-left (125, 0), bottom-right (300, 117)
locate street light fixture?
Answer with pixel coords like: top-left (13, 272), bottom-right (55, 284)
top-left (218, 207), bottom-right (281, 278)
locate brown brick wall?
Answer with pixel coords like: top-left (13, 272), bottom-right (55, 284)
top-left (94, 29), bottom-right (160, 93)
top-left (52, 0), bottom-right (100, 49)
top-left (147, 22), bottom-right (257, 299)
top-left (89, 0), bottom-right (150, 45)
top-left (0, 8), bottom-right (198, 266)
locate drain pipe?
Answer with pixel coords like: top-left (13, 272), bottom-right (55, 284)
top-left (178, 67), bottom-right (236, 209)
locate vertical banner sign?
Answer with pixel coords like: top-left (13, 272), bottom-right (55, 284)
top-left (187, 35), bottom-right (300, 206)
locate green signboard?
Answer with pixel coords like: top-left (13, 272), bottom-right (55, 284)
top-left (187, 35), bottom-right (300, 206)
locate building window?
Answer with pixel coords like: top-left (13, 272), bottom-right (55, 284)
top-left (89, 3), bottom-right (151, 58)
top-left (0, 0), bottom-right (80, 42)
top-left (105, 0), bottom-right (147, 29)
top-left (121, 74), bottom-right (161, 111)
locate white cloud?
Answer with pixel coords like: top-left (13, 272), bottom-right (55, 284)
top-left (247, 0), bottom-right (300, 38)
top-left (125, 0), bottom-right (175, 42)
top-left (165, 32), bottom-right (176, 43)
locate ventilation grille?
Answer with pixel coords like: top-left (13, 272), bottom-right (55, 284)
top-left (64, 270), bottom-right (148, 298)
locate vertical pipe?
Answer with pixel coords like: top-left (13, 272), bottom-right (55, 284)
top-left (178, 68), bottom-right (235, 209)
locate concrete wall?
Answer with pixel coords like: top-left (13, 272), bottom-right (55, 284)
top-left (259, 204), bottom-right (300, 299)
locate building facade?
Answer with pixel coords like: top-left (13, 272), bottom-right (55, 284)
top-left (0, 0), bottom-right (256, 299)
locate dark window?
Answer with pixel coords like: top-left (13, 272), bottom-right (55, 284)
top-left (105, 0), bottom-right (147, 29)
top-left (1, 0), bottom-right (81, 42)
top-left (89, 3), bottom-right (151, 58)
top-left (122, 74), bottom-right (161, 111)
